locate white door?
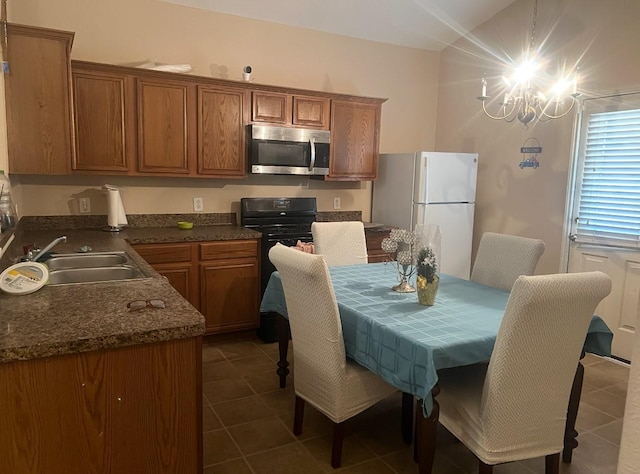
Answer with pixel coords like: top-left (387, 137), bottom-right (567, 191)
top-left (567, 93), bottom-right (640, 361)
top-left (568, 244), bottom-right (640, 361)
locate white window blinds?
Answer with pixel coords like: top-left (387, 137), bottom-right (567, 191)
top-left (575, 101), bottom-right (640, 246)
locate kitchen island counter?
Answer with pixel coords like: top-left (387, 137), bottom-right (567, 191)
top-left (0, 219), bottom-right (262, 473)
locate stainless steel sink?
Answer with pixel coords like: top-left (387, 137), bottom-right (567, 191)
top-left (44, 251), bottom-right (149, 285)
top-left (45, 252), bottom-right (129, 270)
top-left (48, 265), bottom-right (146, 285)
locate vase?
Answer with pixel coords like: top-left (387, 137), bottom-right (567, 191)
top-left (417, 274), bottom-right (439, 306)
top-left (392, 264), bottom-right (416, 293)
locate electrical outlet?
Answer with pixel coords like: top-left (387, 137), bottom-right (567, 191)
top-left (79, 197), bottom-right (91, 214)
top-left (193, 197), bottom-right (204, 212)
top-left (333, 197), bottom-right (341, 210)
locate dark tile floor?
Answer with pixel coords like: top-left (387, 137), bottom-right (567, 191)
top-left (201, 333), bottom-right (628, 474)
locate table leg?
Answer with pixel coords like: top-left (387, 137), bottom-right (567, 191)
top-left (414, 384), bottom-right (440, 474)
top-left (563, 352), bottom-right (586, 463)
top-left (277, 314), bottom-right (291, 388)
top-left (402, 392), bottom-right (413, 444)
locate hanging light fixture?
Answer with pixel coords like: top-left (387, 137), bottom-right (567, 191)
top-left (477, 0), bottom-right (582, 127)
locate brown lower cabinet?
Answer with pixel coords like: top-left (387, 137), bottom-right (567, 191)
top-left (133, 242), bottom-right (199, 309)
top-left (133, 239), bottom-right (260, 334)
top-left (0, 337), bottom-right (202, 474)
top-left (366, 228), bottom-right (392, 263)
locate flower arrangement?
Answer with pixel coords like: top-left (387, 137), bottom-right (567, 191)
top-left (416, 247), bottom-right (438, 283)
top-left (381, 228), bottom-right (420, 292)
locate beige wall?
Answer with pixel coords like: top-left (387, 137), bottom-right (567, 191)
top-left (435, 0), bottom-right (640, 274)
top-left (6, 0), bottom-right (441, 221)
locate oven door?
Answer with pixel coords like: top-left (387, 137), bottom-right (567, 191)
top-left (250, 124), bottom-right (330, 176)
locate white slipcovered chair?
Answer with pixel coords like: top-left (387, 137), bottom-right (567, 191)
top-left (311, 221), bottom-right (368, 266)
top-left (268, 243), bottom-right (397, 468)
top-left (437, 271), bottom-right (611, 474)
top-left (470, 232), bottom-right (545, 291)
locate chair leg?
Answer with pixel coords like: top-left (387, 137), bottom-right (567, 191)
top-left (331, 422), bottom-right (345, 469)
top-left (478, 460), bottom-right (493, 473)
top-left (293, 396), bottom-right (305, 436)
top-left (545, 453), bottom-right (560, 474)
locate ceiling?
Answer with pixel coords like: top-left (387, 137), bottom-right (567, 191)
top-left (158, 0), bottom-right (518, 51)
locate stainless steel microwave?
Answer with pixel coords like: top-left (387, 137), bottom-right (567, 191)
top-left (249, 125), bottom-right (330, 176)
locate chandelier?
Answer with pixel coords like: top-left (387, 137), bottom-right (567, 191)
top-left (477, 0), bottom-right (582, 127)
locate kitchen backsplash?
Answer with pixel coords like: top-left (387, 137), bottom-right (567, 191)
top-left (18, 211), bottom-right (363, 231)
top-left (316, 211), bottom-right (362, 222)
top-left (20, 213), bottom-right (237, 231)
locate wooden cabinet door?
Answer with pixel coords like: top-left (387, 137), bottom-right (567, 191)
top-left (0, 338), bottom-right (201, 474)
top-left (198, 85), bottom-right (247, 177)
top-left (4, 24), bottom-right (74, 175)
top-left (137, 79), bottom-right (192, 174)
top-left (293, 95), bottom-right (330, 129)
top-left (366, 230), bottom-right (391, 263)
top-left (329, 100), bottom-right (381, 181)
top-left (153, 264), bottom-right (198, 309)
top-left (132, 243), bottom-right (198, 309)
top-left (200, 258), bottom-right (259, 334)
top-left (72, 68), bottom-right (133, 172)
top-left (252, 91), bottom-right (291, 124)
top-left (199, 240), bottom-right (259, 335)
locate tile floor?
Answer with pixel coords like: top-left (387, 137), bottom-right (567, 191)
top-left (201, 333), bottom-right (629, 474)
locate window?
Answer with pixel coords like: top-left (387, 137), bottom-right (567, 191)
top-left (572, 93), bottom-right (640, 247)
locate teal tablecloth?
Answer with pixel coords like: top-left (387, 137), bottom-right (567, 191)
top-left (260, 262), bottom-right (613, 414)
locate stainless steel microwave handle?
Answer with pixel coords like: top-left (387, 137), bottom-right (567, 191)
top-left (309, 137), bottom-right (316, 171)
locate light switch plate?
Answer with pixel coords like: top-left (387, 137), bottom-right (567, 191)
top-left (193, 197), bottom-right (204, 212)
top-left (333, 197), bottom-right (341, 210)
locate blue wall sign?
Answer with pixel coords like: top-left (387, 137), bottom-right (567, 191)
top-left (519, 138), bottom-right (542, 170)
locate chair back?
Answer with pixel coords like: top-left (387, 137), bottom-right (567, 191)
top-left (471, 232), bottom-right (545, 291)
top-left (268, 244), bottom-right (349, 401)
top-left (311, 221), bottom-right (368, 266)
top-left (480, 271), bottom-right (611, 454)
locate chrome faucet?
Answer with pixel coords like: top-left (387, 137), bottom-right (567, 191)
top-left (29, 235), bottom-right (68, 262)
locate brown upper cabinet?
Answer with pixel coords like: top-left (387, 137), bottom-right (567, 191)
top-left (137, 78), bottom-right (192, 174)
top-left (4, 24), bottom-right (386, 180)
top-left (72, 65), bottom-right (134, 172)
top-left (329, 100), bottom-right (382, 181)
top-left (197, 85), bottom-right (248, 177)
top-left (252, 91), bottom-right (330, 130)
top-left (293, 95), bottom-right (331, 129)
top-left (252, 91), bottom-right (290, 124)
top-left (4, 24), bottom-right (75, 175)
top-left (71, 61), bottom-right (248, 178)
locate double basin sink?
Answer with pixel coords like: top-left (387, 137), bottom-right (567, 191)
top-left (44, 251), bottom-right (149, 285)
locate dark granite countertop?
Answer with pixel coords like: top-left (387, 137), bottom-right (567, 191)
top-left (0, 219), bottom-right (261, 364)
top-left (123, 224), bottom-right (261, 245)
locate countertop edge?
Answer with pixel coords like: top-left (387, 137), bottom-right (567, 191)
top-left (0, 322), bottom-right (205, 364)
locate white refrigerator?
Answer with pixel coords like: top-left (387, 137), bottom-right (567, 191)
top-left (371, 151), bottom-right (479, 279)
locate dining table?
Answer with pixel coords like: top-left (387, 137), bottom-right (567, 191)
top-left (260, 262), bottom-right (613, 474)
